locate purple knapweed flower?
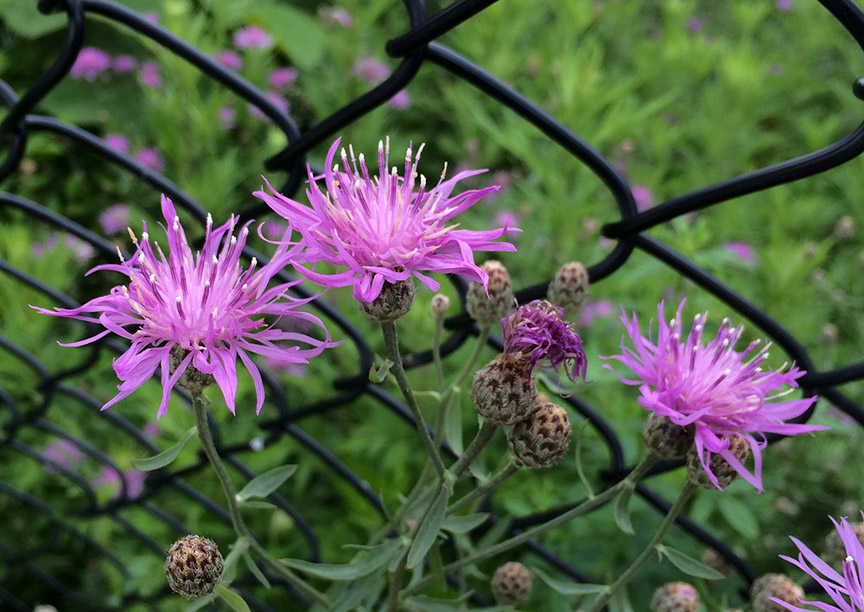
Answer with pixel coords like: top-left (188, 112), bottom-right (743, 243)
top-left (578, 299), bottom-right (614, 328)
top-left (687, 17), bottom-right (703, 33)
top-left (105, 133), bottom-right (130, 154)
top-left (133, 147), bottom-right (165, 172)
top-left (269, 67), bottom-right (298, 88)
top-left (65, 234), bottom-right (95, 262)
top-left (632, 185), bottom-right (654, 212)
top-left (254, 137), bottom-right (518, 302)
top-left (495, 210), bottom-right (520, 231)
top-left (32, 233), bottom-right (59, 258)
top-left (218, 106), bottom-right (236, 129)
top-left (70, 47), bottom-right (111, 81)
top-left (94, 466), bottom-right (146, 499)
top-left (602, 300), bottom-right (825, 491)
top-left (502, 300), bottom-right (587, 383)
top-left (234, 25), bottom-right (272, 49)
top-left (216, 50), bottom-right (243, 71)
top-left (388, 89), bottom-right (411, 109)
top-left (99, 204), bottom-right (131, 235)
top-left (144, 12), bottom-right (160, 23)
top-left (113, 55), bottom-right (138, 73)
top-left (143, 421), bottom-right (161, 440)
top-left (776, 0), bottom-right (794, 11)
top-left (724, 241), bottom-right (756, 265)
top-left (248, 91), bottom-right (289, 119)
top-left (43, 439), bottom-right (86, 473)
top-left (34, 196), bottom-right (338, 417)
top-left (773, 514), bottom-right (864, 611)
top-left (351, 56), bottom-right (389, 82)
top-left (139, 62), bottom-right (162, 89)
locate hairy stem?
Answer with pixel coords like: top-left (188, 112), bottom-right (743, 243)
top-left (447, 459), bottom-right (519, 515)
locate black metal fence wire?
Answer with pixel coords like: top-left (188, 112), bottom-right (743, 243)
top-left (1, 0), bottom-right (864, 610)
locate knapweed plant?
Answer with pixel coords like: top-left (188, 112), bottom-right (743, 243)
top-left (36, 138), bottom-right (834, 611)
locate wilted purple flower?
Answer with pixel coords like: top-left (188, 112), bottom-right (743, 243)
top-left (578, 299), bottom-right (614, 328)
top-left (351, 56), bottom-right (389, 82)
top-left (113, 55), bottom-right (138, 73)
top-left (773, 514), bottom-right (864, 611)
top-left (133, 147), bottom-right (165, 172)
top-left (218, 106), bottom-right (236, 130)
top-left (319, 6), bottom-right (353, 28)
top-left (724, 241), bottom-right (756, 265)
top-left (269, 67), bottom-right (298, 88)
top-left (70, 47), bottom-right (111, 81)
top-left (234, 25), bottom-right (272, 49)
top-left (248, 91), bottom-right (290, 119)
top-left (105, 133), bottom-right (130, 154)
top-left (602, 300), bottom-right (825, 490)
top-left (34, 196), bottom-right (338, 417)
top-left (388, 89), bottom-right (411, 109)
top-left (632, 185), bottom-right (654, 212)
top-left (139, 61), bottom-right (162, 89)
top-left (43, 440), bottom-right (86, 473)
top-left (99, 204), bottom-right (131, 235)
top-left (776, 0), bottom-right (794, 11)
top-left (255, 137), bottom-right (517, 302)
top-left (216, 50), bottom-right (243, 70)
top-left (502, 300), bottom-right (587, 383)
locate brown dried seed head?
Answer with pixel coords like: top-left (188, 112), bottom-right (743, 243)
top-left (507, 401), bottom-right (571, 468)
top-left (491, 562), bottom-right (533, 606)
top-left (471, 354), bottom-right (536, 426)
top-left (359, 279), bottom-right (416, 321)
top-left (547, 261), bottom-right (589, 314)
top-left (750, 574), bottom-right (804, 612)
top-left (466, 260), bottom-right (513, 327)
top-left (686, 435), bottom-right (749, 490)
top-left (650, 582), bottom-right (700, 612)
top-left (164, 535), bottom-right (224, 600)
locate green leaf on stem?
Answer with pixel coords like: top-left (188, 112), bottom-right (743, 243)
top-left (534, 568), bottom-right (608, 595)
top-left (280, 537), bottom-right (402, 580)
top-left (243, 550), bottom-right (271, 589)
top-left (717, 495), bottom-right (759, 539)
top-left (329, 571), bottom-right (384, 612)
top-left (239, 501), bottom-right (278, 510)
top-left (369, 359), bottom-right (394, 383)
top-left (131, 426), bottom-right (196, 471)
top-left (613, 485), bottom-right (635, 535)
top-left (657, 544), bottom-right (725, 580)
top-left (236, 465), bottom-right (297, 501)
top-left (427, 541), bottom-right (447, 588)
top-left (407, 485), bottom-right (452, 569)
top-left (443, 391), bottom-right (463, 454)
top-left (609, 589), bottom-right (635, 612)
top-left (216, 585), bottom-right (251, 612)
top-left (440, 513), bottom-right (489, 534)
top-left (220, 537), bottom-right (250, 586)
top-left (185, 594), bottom-right (216, 612)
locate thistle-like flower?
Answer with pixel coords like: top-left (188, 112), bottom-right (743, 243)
top-left (773, 514), bottom-right (864, 611)
top-left (34, 196), bottom-right (337, 417)
top-left (602, 300), bottom-right (824, 491)
top-left (254, 137), bottom-right (517, 303)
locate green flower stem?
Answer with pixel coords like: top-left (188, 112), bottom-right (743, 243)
top-left (385, 553), bottom-right (408, 612)
top-left (432, 309), bottom-right (446, 393)
top-left (381, 321), bottom-right (446, 478)
top-left (191, 391), bottom-right (329, 608)
top-left (450, 420), bottom-right (498, 478)
top-left (586, 480), bottom-right (698, 612)
top-left (403, 453), bottom-right (659, 598)
top-left (447, 458), bottom-right (519, 516)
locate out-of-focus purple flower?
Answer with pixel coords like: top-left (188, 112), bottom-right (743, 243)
top-left (249, 91), bottom-right (290, 119)
top-left (218, 106), bottom-right (236, 130)
top-left (687, 17), bottom-right (703, 33)
top-left (502, 299), bottom-right (587, 383)
top-left (319, 6), bottom-right (353, 27)
top-left (65, 234), bottom-right (96, 262)
top-left (495, 210), bottom-right (520, 231)
top-left (216, 50), bottom-right (243, 71)
top-left (35, 196), bottom-right (339, 417)
top-left (105, 133), bottom-right (130, 155)
top-left (264, 354), bottom-right (307, 376)
top-left (112, 55), bottom-right (138, 73)
top-left (269, 67), bottom-right (298, 88)
top-left (94, 466), bottom-right (146, 500)
top-left (70, 47), bottom-right (111, 81)
top-left (602, 300), bottom-right (825, 491)
top-left (578, 299), bottom-right (614, 328)
top-left (144, 12), bottom-right (160, 23)
top-left (255, 137), bottom-right (518, 302)
top-left (234, 25), bottom-right (272, 49)
top-left (773, 514), bottom-right (864, 611)
top-left (388, 89), bottom-right (411, 109)
top-left (139, 62), bottom-right (162, 89)
top-left (32, 233), bottom-right (59, 258)
top-left (351, 56), bottom-right (389, 82)
top-left (771, 64), bottom-right (785, 76)
top-left (143, 422), bottom-right (161, 440)
top-left (724, 241), bottom-right (756, 265)
top-left (43, 440), bottom-right (86, 473)
top-left (776, 0), bottom-right (794, 11)
top-left (99, 204), bottom-right (131, 235)
top-left (632, 185), bottom-right (654, 212)
top-left (133, 147), bottom-right (165, 172)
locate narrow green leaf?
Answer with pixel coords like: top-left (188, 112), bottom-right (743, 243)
top-left (236, 465), bottom-right (297, 501)
top-left (440, 513), bottom-right (489, 534)
top-left (185, 594), bottom-right (216, 612)
top-left (573, 418), bottom-right (595, 497)
top-left (613, 485), bottom-right (635, 535)
top-left (329, 571), bottom-right (384, 612)
top-left (369, 359), bottom-right (394, 383)
top-left (280, 537), bottom-right (402, 580)
top-left (407, 485), bottom-right (452, 569)
top-left (657, 544), bottom-right (725, 580)
top-left (443, 391), bottom-right (463, 455)
top-left (535, 568), bottom-right (608, 595)
top-left (216, 585), bottom-right (251, 612)
top-left (239, 501), bottom-right (278, 511)
top-left (609, 588), bottom-right (635, 612)
top-left (427, 541), bottom-right (447, 589)
top-left (718, 495), bottom-right (759, 539)
top-left (243, 550), bottom-right (271, 589)
top-left (131, 427), bottom-right (196, 471)
top-left (220, 538), bottom-right (250, 586)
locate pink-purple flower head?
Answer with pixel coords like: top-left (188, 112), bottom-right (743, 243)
top-left (34, 196), bottom-right (338, 418)
top-left (502, 300), bottom-right (587, 384)
top-left (254, 137), bottom-right (518, 302)
top-left (602, 300), bottom-right (824, 491)
top-left (774, 514), bottom-right (864, 611)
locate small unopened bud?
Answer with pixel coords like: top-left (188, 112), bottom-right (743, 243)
top-left (430, 293), bottom-right (450, 315)
top-left (171, 346), bottom-right (215, 390)
top-left (825, 521), bottom-right (864, 566)
top-left (507, 401), bottom-right (571, 468)
top-left (701, 548), bottom-right (732, 579)
top-left (471, 354), bottom-right (536, 426)
top-left (821, 323), bottom-right (838, 344)
top-left (750, 573), bottom-right (803, 612)
top-left (835, 215), bottom-right (855, 240)
top-left (643, 412), bottom-right (694, 459)
top-left (359, 279), bottom-right (415, 321)
top-left (686, 435), bottom-right (749, 490)
top-left (164, 535), bottom-right (224, 600)
top-left (491, 562), bottom-right (533, 606)
top-left (547, 261), bottom-right (589, 315)
top-left (650, 582), bottom-right (699, 612)
top-left (466, 260), bottom-right (513, 327)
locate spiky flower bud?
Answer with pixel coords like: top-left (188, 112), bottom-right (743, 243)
top-left (643, 412), bottom-right (694, 459)
top-left (491, 562), bottom-right (533, 606)
top-left (749, 573), bottom-right (804, 612)
top-left (686, 435), bottom-right (749, 490)
top-left (430, 293), bottom-right (451, 315)
top-left (170, 346), bottom-right (215, 391)
top-left (471, 354), bottom-right (536, 426)
top-left (507, 400), bottom-right (571, 468)
top-left (824, 520), bottom-right (864, 566)
top-left (466, 260), bottom-right (513, 327)
top-left (359, 279), bottom-right (415, 321)
top-left (650, 582), bottom-right (700, 612)
top-left (164, 535), bottom-right (224, 600)
top-left (547, 261), bottom-right (589, 315)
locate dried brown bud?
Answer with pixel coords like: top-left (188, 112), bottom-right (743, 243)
top-left (547, 261), bottom-right (589, 315)
top-left (686, 435), bottom-right (749, 490)
top-left (750, 574), bottom-right (803, 612)
top-left (430, 293), bottom-right (451, 315)
top-left (491, 562), bottom-right (533, 606)
top-left (471, 354), bottom-right (536, 426)
top-left (466, 260), bottom-right (513, 327)
top-left (650, 582), bottom-right (699, 612)
top-left (359, 279), bottom-right (415, 321)
top-left (507, 401), bottom-right (571, 468)
top-left (164, 535), bottom-right (224, 600)
top-left (643, 412), bottom-right (694, 459)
